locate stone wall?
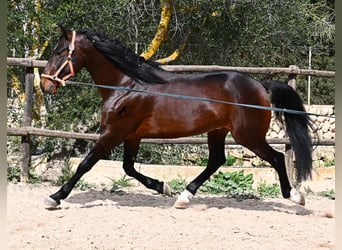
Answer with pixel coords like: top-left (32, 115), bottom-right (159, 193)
top-left (266, 105), bottom-right (335, 140)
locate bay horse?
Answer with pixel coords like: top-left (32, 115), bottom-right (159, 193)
top-left (41, 26), bottom-right (312, 209)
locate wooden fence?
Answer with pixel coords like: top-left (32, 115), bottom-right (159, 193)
top-left (6, 57), bottom-right (335, 183)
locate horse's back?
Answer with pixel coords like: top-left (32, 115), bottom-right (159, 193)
top-left (182, 70), bottom-right (272, 138)
top-left (135, 70), bottom-right (271, 139)
top-left (177, 70), bottom-right (270, 108)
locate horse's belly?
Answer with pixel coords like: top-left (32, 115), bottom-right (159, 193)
top-left (136, 107), bottom-right (229, 138)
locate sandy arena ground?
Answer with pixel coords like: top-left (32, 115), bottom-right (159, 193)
top-left (7, 177), bottom-right (335, 250)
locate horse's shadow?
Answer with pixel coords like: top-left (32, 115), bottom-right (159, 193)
top-left (64, 189), bottom-right (314, 216)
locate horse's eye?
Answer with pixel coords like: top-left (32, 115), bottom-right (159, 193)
top-left (53, 44), bottom-right (69, 55)
top-left (54, 47), bottom-right (65, 55)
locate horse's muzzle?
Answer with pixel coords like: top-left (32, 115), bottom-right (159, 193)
top-left (40, 78), bottom-right (57, 95)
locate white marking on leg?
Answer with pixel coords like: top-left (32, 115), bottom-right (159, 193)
top-left (288, 188), bottom-right (305, 206)
top-left (163, 183), bottom-right (172, 196)
top-left (44, 197), bottom-right (59, 208)
top-left (173, 189), bottom-right (193, 209)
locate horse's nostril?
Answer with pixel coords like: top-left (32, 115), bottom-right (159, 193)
top-left (48, 84), bottom-right (55, 94)
top-left (41, 80), bottom-right (55, 94)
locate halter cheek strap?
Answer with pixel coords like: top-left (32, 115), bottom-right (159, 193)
top-left (41, 30), bottom-right (76, 87)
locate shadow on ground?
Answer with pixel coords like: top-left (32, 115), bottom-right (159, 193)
top-left (64, 188), bottom-right (313, 216)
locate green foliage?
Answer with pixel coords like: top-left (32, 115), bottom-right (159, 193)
top-left (168, 171), bottom-right (287, 201)
top-left (200, 170), bottom-right (257, 200)
top-left (168, 176), bottom-right (187, 194)
top-left (168, 171), bottom-right (260, 201)
top-left (228, 189), bottom-right (260, 202)
top-left (195, 157), bottom-right (208, 166)
top-left (7, 166), bottom-right (21, 183)
top-left (304, 186), bottom-right (315, 195)
top-left (27, 170), bottom-right (41, 184)
top-left (174, 0), bottom-right (335, 104)
top-left (7, 0), bottom-right (335, 105)
top-left (7, 166), bottom-right (41, 184)
top-left (224, 155), bottom-right (237, 166)
top-left (55, 158), bottom-right (93, 190)
top-left (256, 181), bottom-right (280, 198)
top-left (44, 84), bottom-right (101, 131)
top-left (323, 159), bottom-right (335, 168)
top-left (109, 174), bottom-right (133, 193)
top-left (318, 189), bottom-right (335, 200)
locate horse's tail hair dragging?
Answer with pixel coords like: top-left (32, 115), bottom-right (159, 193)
top-left (261, 80), bottom-right (313, 183)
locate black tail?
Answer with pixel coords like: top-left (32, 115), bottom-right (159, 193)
top-left (261, 80), bottom-right (312, 183)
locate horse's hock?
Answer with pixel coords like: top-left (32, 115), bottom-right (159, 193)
top-left (230, 105), bottom-right (335, 168)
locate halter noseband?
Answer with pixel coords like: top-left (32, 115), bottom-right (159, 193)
top-left (41, 30), bottom-right (76, 87)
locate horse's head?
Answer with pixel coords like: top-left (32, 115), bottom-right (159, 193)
top-left (41, 25), bottom-right (85, 95)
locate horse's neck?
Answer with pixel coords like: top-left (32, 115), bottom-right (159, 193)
top-left (83, 52), bottom-right (131, 99)
top-left (85, 59), bottom-right (124, 83)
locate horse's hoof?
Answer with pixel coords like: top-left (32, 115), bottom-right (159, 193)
top-left (288, 189), bottom-right (305, 206)
top-left (163, 183), bottom-right (172, 196)
top-left (44, 197), bottom-right (60, 208)
top-left (173, 190), bottom-right (193, 209)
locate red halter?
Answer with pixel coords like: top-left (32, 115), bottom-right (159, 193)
top-left (41, 30), bottom-right (76, 86)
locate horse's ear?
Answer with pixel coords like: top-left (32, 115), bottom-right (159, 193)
top-left (57, 24), bottom-right (71, 39)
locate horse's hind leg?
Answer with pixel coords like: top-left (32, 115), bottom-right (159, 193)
top-left (234, 136), bottom-right (305, 205)
top-left (122, 139), bottom-right (171, 196)
top-left (174, 128), bottom-right (228, 208)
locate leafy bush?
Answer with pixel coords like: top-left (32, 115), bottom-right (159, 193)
top-left (256, 181), bottom-right (280, 198)
top-left (200, 170), bottom-right (253, 194)
top-left (318, 189), bottom-right (335, 200)
top-left (168, 176), bottom-right (187, 194)
top-left (7, 165), bottom-right (41, 184)
top-left (168, 171), bottom-right (282, 201)
top-left (55, 158), bottom-right (93, 190)
top-left (225, 155), bottom-right (237, 166)
top-left (109, 175), bottom-right (133, 194)
top-left (7, 166), bottom-right (20, 183)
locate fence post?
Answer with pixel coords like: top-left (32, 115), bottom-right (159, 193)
top-left (285, 65), bottom-right (298, 186)
top-left (20, 67), bottom-right (34, 182)
top-left (288, 65), bottom-right (298, 89)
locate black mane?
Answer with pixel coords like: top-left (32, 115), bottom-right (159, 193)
top-left (79, 30), bottom-right (167, 84)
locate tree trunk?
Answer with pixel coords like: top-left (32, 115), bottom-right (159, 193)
top-left (140, 0), bottom-right (173, 60)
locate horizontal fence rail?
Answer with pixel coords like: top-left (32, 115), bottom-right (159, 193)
top-left (7, 57), bottom-right (335, 77)
top-left (7, 57), bottom-right (335, 183)
top-left (7, 127), bottom-right (335, 146)
top-left (162, 65), bottom-right (335, 77)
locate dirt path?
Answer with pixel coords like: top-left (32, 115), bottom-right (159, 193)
top-left (7, 182), bottom-right (335, 250)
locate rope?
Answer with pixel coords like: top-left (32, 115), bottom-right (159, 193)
top-left (66, 80), bottom-right (335, 119)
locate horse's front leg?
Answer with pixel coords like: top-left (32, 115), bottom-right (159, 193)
top-left (174, 129), bottom-right (228, 208)
top-left (44, 121), bottom-right (124, 208)
top-left (44, 144), bottom-right (107, 208)
top-left (122, 139), bottom-right (171, 196)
